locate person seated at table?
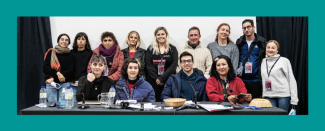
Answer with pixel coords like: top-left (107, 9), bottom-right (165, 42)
top-left (161, 51), bottom-right (208, 101)
top-left (115, 57), bottom-right (155, 102)
top-left (76, 55), bottom-right (114, 101)
top-left (206, 55), bottom-right (252, 103)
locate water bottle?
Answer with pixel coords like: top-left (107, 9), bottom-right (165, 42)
top-left (39, 86), bottom-right (47, 108)
top-left (65, 86), bottom-right (73, 109)
top-left (59, 88), bottom-right (66, 108)
top-left (108, 85), bottom-right (116, 106)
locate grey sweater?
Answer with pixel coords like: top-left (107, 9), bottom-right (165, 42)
top-left (207, 41), bottom-right (239, 71)
top-left (261, 54), bottom-right (298, 105)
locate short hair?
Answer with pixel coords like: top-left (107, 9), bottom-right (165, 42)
top-left (242, 19), bottom-right (254, 27)
top-left (267, 40), bottom-right (280, 50)
top-left (188, 26), bottom-right (200, 35)
top-left (179, 51), bottom-right (194, 62)
top-left (57, 33), bottom-right (71, 45)
top-left (90, 55), bottom-right (107, 65)
top-left (72, 32), bottom-right (92, 50)
top-left (121, 57), bottom-right (144, 78)
top-left (125, 31), bottom-right (141, 48)
top-left (210, 55), bottom-right (236, 81)
top-left (215, 23), bottom-right (233, 43)
top-left (101, 31), bottom-right (119, 45)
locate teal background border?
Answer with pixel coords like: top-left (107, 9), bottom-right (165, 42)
top-left (2, 0), bottom-right (316, 130)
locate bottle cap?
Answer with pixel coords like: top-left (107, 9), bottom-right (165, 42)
top-left (67, 86), bottom-right (71, 89)
top-left (41, 86), bottom-right (45, 88)
top-left (111, 85), bottom-right (114, 88)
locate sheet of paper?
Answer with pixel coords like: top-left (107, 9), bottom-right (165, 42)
top-left (199, 104), bottom-right (233, 112)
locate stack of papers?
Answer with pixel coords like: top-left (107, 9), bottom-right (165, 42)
top-left (199, 104), bottom-right (233, 112)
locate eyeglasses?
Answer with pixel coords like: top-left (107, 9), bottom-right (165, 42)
top-left (60, 38), bottom-right (69, 42)
top-left (242, 26), bottom-right (252, 30)
top-left (181, 60), bottom-right (193, 64)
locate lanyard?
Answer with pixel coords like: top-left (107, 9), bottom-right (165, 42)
top-left (266, 57), bottom-right (280, 78)
top-left (158, 45), bottom-right (164, 64)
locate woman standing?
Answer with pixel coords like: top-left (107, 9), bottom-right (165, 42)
top-left (70, 32), bottom-right (93, 102)
top-left (115, 57), bottom-right (155, 102)
top-left (206, 55), bottom-right (252, 103)
top-left (207, 23), bottom-right (239, 71)
top-left (145, 27), bottom-right (178, 101)
top-left (261, 40), bottom-right (298, 112)
top-left (43, 33), bottom-right (75, 102)
top-left (87, 31), bottom-right (124, 82)
top-left (121, 31), bottom-right (146, 66)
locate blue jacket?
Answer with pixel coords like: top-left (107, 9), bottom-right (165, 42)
top-left (161, 68), bottom-right (208, 101)
top-left (115, 76), bottom-right (155, 102)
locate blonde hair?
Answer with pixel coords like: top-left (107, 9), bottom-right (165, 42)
top-left (267, 40), bottom-right (280, 50)
top-left (150, 27), bottom-right (171, 55)
top-left (125, 31), bottom-right (141, 48)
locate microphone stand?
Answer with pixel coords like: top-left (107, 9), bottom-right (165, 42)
top-left (229, 90), bottom-right (243, 109)
top-left (189, 81), bottom-right (199, 109)
top-left (77, 93), bottom-right (90, 109)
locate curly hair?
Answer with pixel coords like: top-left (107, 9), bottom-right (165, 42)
top-left (101, 31), bottom-right (119, 45)
top-left (210, 55), bottom-right (236, 81)
top-left (121, 57), bottom-right (144, 78)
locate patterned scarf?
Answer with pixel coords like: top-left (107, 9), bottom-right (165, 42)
top-left (43, 45), bottom-right (70, 72)
top-left (99, 44), bottom-right (117, 57)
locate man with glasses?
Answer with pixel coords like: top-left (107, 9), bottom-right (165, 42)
top-left (177, 26), bottom-right (212, 79)
top-left (236, 19), bottom-right (267, 99)
top-left (161, 51), bottom-right (208, 101)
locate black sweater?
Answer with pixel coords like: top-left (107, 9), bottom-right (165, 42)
top-left (70, 49), bottom-right (93, 81)
top-left (43, 50), bottom-right (76, 83)
top-left (145, 44), bottom-right (178, 83)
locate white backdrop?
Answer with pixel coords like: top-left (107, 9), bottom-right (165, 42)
top-left (50, 17), bottom-right (256, 50)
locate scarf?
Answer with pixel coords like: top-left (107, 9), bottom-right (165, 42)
top-left (99, 44), bottom-right (117, 57)
top-left (43, 45), bottom-right (70, 72)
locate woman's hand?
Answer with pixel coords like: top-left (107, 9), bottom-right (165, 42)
top-left (87, 73), bottom-right (96, 82)
top-left (156, 79), bottom-right (164, 86)
top-left (227, 95), bottom-right (237, 103)
top-left (57, 72), bottom-right (65, 82)
top-left (45, 78), bottom-right (54, 84)
top-left (244, 94), bottom-right (252, 102)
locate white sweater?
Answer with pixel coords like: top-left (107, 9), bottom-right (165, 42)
top-left (176, 41), bottom-right (212, 79)
top-left (261, 54), bottom-right (298, 105)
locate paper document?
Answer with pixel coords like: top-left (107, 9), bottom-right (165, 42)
top-left (199, 104), bottom-right (233, 112)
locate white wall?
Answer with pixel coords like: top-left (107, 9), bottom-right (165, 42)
top-left (50, 17), bottom-right (256, 50)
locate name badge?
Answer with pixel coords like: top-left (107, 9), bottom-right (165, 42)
top-left (245, 62), bottom-right (252, 73)
top-left (265, 79), bottom-right (272, 91)
top-left (158, 63), bottom-right (165, 75)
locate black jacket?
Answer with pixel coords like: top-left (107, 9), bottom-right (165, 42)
top-left (236, 33), bottom-right (267, 82)
top-left (121, 47), bottom-right (146, 67)
top-left (76, 75), bottom-right (114, 101)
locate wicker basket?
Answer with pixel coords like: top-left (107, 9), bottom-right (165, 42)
top-left (249, 98), bottom-right (273, 107)
top-left (163, 98), bottom-right (186, 108)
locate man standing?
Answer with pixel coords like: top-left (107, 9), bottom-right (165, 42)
top-left (161, 51), bottom-right (208, 101)
top-left (236, 19), bottom-right (267, 99)
top-left (177, 26), bottom-right (212, 79)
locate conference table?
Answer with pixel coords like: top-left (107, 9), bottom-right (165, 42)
top-left (20, 101), bottom-right (287, 115)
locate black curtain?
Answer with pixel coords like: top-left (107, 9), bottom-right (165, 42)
top-left (17, 17), bottom-right (53, 114)
top-left (256, 17), bottom-right (308, 115)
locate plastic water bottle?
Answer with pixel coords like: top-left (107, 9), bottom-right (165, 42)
top-left (60, 88), bottom-right (66, 108)
top-left (39, 86), bottom-right (47, 108)
top-left (108, 85), bottom-right (116, 106)
top-left (65, 86), bottom-right (73, 109)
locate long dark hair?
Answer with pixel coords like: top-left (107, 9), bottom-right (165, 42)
top-left (72, 32), bottom-right (92, 50)
top-left (210, 55), bottom-right (236, 81)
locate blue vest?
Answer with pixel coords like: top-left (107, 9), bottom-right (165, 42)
top-left (239, 38), bottom-right (259, 81)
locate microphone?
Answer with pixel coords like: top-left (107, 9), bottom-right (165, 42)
top-left (76, 93), bottom-right (90, 109)
top-left (229, 89), bottom-right (243, 109)
top-left (177, 103), bottom-right (189, 110)
top-left (189, 81), bottom-right (198, 105)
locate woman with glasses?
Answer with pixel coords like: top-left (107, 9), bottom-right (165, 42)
top-left (87, 31), bottom-right (124, 82)
top-left (43, 33), bottom-right (75, 102)
top-left (145, 27), bottom-right (178, 101)
top-left (206, 55), bottom-right (252, 103)
top-left (115, 57), bottom-right (155, 102)
top-left (76, 55), bottom-right (114, 101)
top-left (261, 40), bottom-right (298, 113)
top-left (207, 23), bottom-right (239, 71)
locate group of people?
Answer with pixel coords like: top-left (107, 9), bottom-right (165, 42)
top-left (43, 19), bottom-right (298, 113)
